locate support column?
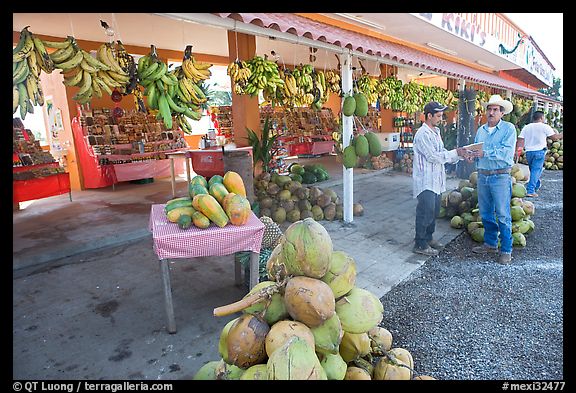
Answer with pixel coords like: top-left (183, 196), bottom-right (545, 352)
top-left (227, 31), bottom-right (259, 148)
top-left (341, 53), bottom-right (354, 223)
top-left (456, 80), bottom-right (476, 179)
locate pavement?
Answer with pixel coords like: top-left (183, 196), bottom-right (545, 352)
top-left (12, 155), bottom-right (480, 380)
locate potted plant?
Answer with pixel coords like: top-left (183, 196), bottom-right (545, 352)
top-left (246, 115), bottom-right (278, 174)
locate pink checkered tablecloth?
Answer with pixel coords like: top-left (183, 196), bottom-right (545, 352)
top-left (148, 204), bottom-right (265, 260)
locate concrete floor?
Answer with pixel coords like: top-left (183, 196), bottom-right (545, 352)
top-left (13, 154), bottom-right (466, 380)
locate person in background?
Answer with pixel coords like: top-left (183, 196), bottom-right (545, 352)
top-left (470, 95), bottom-right (516, 265)
top-left (517, 110), bottom-right (563, 197)
top-left (412, 101), bottom-right (471, 256)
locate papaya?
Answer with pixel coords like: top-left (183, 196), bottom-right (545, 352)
top-left (222, 192), bottom-right (237, 211)
top-left (192, 210), bottom-right (211, 229)
top-left (208, 175), bottom-right (224, 188)
top-left (165, 198), bottom-right (193, 213)
top-left (342, 145), bottom-right (357, 169)
top-left (166, 206), bottom-right (196, 223)
top-left (224, 194), bottom-right (252, 226)
top-left (192, 194), bottom-right (229, 227)
top-left (177, 214), bottom-right (193, 230)
top-left (190, 175), bottom-right (208, 189)
top-left (354, 93), bottom-right (368, 117)
top-left (342, 95), bottom-right (356, 117)
top-left (223, 171), bottom-right (246, 197)
top-left (364, 131), bottom-right (382, 157)
top-left (354, 134), bottom-right (369, 157)
top-left (209, 182), bottom-right (230, 205)
top-left (189, 183), bottom-right (209, 199)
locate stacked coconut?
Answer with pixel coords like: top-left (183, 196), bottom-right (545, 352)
top-left (393, 151), bottom-right (413, 174)
top-left (193, 217), bottom-right (435, 380)
top-left (440, 165), bottom-right (535, 248)
top-left (254, 172), bottom-right (364, 225)
top-left (518, 137), bottom-right (563, 170)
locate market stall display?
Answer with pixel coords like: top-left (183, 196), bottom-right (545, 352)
top-left (13, 118), bottom-right (71, 204)
top-left (72, 107), bottom-right (188, 188)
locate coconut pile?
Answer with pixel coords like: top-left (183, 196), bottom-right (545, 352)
top-left (518, 137), bottom-right (563, 170)
top-left (254, 172), bottom-right (364, 225)
top-left (193, 218), bottom-right (435, 380)
top-left (440, 165), bottom-right (536, 248)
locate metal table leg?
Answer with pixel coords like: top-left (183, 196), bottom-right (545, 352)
top-left (249, 252), bottom-right (260, 289)
top-left (159, 259), bottom-right (177, 334)
top-left (170, 158), bottom-right (176, 198)
top-left (234, 255), bottom-right (242, 287)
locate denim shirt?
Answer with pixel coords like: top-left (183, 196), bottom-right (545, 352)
top-left (474, 120), bottom-right (517, 170)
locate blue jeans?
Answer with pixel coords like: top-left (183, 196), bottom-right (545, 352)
top-left (525, 149), bottom-right (547, 194)
top-left (477, 173), bottom-right (513, 254)
top-left (415, 190), bottom-right (440, 249)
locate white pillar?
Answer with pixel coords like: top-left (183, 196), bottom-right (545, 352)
top-left (341, 53), bottom-right (354, 223)
top-left (505, 89), bottom-right (512, 100)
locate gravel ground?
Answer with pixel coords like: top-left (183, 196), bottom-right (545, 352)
top-left (379, 169), bottom-right (563, 381)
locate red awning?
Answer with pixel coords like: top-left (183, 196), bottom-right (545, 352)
top-left (214, 13), bottom-right (548, 99)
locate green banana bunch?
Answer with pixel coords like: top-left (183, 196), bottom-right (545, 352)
top-left (240, 55), bottom-right (284, 98)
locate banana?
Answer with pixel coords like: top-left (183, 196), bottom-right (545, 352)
top-left (26, 47), bottom-right (41, 78)
top-left (139, 60), bottom-right (159, 80)
top-left (81, 50), bottom-right (110, 71)
top-left (32, 36), bottom-right (54, 73)
top-left (54, 49), bottom-right (83, 71)
top-left (143, 62), bottom-right (167, 83)
top-left (91, 77), bottom-right (103, 99)
top-left (18, 82), bottom-right (29, 119)
top-left (165, 92), bottom-right (186, 113)
top-left (157, 93), bottom-right (173, 129)
top-left (35, 81), bottom-right (45, 106)
top-left (160, 73), bottom-right (177, 86)
top-left (42, 36), bottom-right (73, 49)
top-left (97, 43), bottom-right (124, 74)
top-left (93, 75), bottom-right (113, 95)
top-left (176, 81), bottom-right (193, 103)
top-left (79, 58), bottom-right (99, 74)
top-left (76, 70), bottom-right (93, 97)
top-left (13, 60), bottom-right (30, 85)
top-left (97, 70), bottom-right (123, 88)
top-left (49, 42), bottom-right (77, 64)
top-left (190, 82), bottom-right (207, 101)
top-left (107, 70), bottom-right (130, 84)
top-left (13, 84), bottom-right (20, 114)
top-left (13, 27), bottom-right (34, 63)
top-left (137, 55), bottom-right (151, 76)
top-left (25, 75), bottom-right (38, 106)
top-left (147, 83), bottom-right (158, 110)
top-left (183, 107), bottom-right (202, 121)
top-left (63, 68), bottom-right (84, 86)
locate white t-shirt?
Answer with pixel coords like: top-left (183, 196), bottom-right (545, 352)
top-left (519, 122), bottom-right (556, 151)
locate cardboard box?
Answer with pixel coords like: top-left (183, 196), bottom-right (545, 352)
top-left (376, 132), bottom-right (400, 151)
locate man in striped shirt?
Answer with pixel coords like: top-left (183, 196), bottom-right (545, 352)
top-left (412, 101), bottom-right (470, 256)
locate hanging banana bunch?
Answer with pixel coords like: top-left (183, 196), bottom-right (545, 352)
top-left (114, 40), bottom-right (138, 95)
top-left (13, 26), bottom-right (54, 119)
top-left (227, 59), bottom-right (252, 95)
top-left (355, 74), bottom-right (379, 105)
top-left (324, 69), bottom-right (342, 96)
top-left (137, 45), bottom-right (180, 130)
top-left (291, 64), bottom-right (316, 107)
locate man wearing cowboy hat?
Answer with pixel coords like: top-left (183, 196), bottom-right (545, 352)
top-left (470, 94), bottom-right (517, 265)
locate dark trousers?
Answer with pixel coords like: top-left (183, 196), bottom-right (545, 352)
top-left (415, 190), bottom-right (440, 249)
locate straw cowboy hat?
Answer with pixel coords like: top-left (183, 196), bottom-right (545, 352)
top-left (482, 94), bottom-right (513, 115)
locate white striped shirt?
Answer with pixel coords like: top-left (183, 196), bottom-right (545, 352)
top-left (412, 123), bottom-right (461, 198)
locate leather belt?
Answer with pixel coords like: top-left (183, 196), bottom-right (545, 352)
top-left (478, 168), bottom-right (511, 175)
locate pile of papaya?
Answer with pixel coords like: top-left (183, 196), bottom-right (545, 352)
top-left (164, 171), bottom-right (251, 230)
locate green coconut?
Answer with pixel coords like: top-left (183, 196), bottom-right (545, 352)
top-left (239, 364), bottom-right (268, 380)
top-left (511, 205), bottom-right (526, 221)
top-left (310, 313), bottom-right (343, 355)
top-left (512, 183), bottom-right (527, 198)
top-left (266, 243), bottom-right (286, 282)
top-left (218, 317), bottom-right (239, 363)
top-left (280, 217), bottom-right (333, 278)
top-left (192, 360), bottom-right (220, 380)
top-left (266, 336), bottom-right (327, 380)
top-left (471, 227), bottom-right (485, 243)
top-left (339, 331), bottom-right (371, 362)
top-left (242, 281), bottom-right (288, 325)
top-left (284, 276), bottom-right (335, 328)
top-left (467, 221), bottom-right (483, 234)
top-left (265, 320), bottom-right (315, 357)
top-left (319, 352), bottom-right (347, 380)
top-left (335, 287), bottom-right (383, 334)
top-left (214, 359), bottom-right (245, 380)
top-left (522, 200), bottom-right (535, 216)
top-left (368, 326), bottom-right (393, 356)
top-left (512, 232), bottom-right (527, 247)
top-left (226, 314), bottom-right (270, 369)
top-left (450, 215), bottom-right (464, 229)
top-left (320, 250), bottom-right (357, 299)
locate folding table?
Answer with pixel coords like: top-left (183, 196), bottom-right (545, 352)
top-left (148, 204), bottom-right (265, 333)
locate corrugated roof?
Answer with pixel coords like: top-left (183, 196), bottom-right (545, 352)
top-left (213, 12), bottom-right (551, 100)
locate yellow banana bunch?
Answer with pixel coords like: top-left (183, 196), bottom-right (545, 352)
top-left (13, 27), bottom-right (51, 118)
top-left (324, 69), bottom-right (341, 95)
top-left (114, 40), bottom-right (138, 94)
top-left (95, 43), bottom-right (131, 94)
top-left (181, 45), bottom-right (212, 84)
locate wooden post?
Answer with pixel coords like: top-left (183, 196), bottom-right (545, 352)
top-left (227, 31), bottom-right (259, 148)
